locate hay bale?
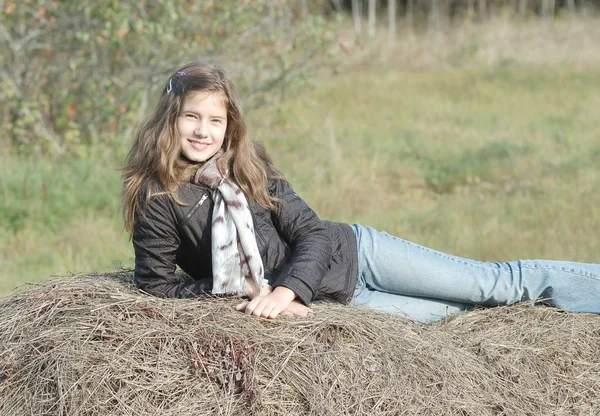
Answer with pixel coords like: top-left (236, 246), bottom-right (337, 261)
top-left (1, 272), bottom-right (599, 415)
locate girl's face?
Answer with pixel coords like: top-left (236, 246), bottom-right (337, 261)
top-left (177, 91), bottom-right (228, 163)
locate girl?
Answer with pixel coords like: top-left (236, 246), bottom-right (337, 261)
top-left (122, 61), bottom-right (600, 323)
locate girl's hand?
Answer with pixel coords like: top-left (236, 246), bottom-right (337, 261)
top-left (244, 279), bottom-right (273, 299)
top-left (236, 297), bottom-right (313, 318)
top-left (244, 276), bottom-right (262, 299)
top-left (236, 286), bottom-right (300, 319)
top-left (284, 300), bottom-right (313, 317)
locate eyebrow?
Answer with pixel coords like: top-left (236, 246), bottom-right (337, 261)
top-left (181, 110), bottom-right (226, 119)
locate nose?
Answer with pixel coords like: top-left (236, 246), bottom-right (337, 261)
top-left (193, 121), bottom-right (208, 137)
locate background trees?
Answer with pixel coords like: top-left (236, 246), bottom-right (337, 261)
top-left (0, 0), bottom-right (335, 155)
top-left (1, 0), bottom-right (597, 156)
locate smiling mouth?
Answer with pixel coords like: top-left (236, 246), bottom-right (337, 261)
top-left (188, 139), bottom-right (210, 149)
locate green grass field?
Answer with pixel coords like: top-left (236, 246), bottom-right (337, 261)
top-left (2, 32), bottom-right (599, 294)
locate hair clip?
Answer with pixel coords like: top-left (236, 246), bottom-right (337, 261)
top-left (167, 71), bottom-right (187, 93)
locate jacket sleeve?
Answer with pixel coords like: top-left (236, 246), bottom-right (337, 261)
top-left (133, 192), bottom-right (213, 298)
top-left (269, 180), bottom-right (332, 305)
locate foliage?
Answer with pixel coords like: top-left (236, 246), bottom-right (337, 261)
top-left (0, 0), bottom-right (339, 155)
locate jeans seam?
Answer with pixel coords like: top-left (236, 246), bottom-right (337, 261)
top-left (394, 236), bottom-right (600, 285)
top-left (521, 264), bottom-right (600, 281)
top-left (404, 239), bottom-right (495, 269)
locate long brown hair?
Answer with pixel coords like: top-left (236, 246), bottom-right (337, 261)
top-left (121, 61), bottom-right (285, 234)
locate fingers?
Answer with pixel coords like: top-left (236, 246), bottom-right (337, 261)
top-left (239, 297), bottom-right (282, 319)
top-left (287, 301), bottom-right (313, 317)
top-left (236, 299), bottom-right (284, 318)
top-left (251, 301), bottom-right (282, 319)
top-left (242, 297), bottom-right (261, 316)
top-left (236, 298), bottom-right (314, 319)
top-left (236, 287), bottom-right (308, 319)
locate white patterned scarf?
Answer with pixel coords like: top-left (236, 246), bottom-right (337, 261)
top-left (192, 151), bottom-right (265, 295)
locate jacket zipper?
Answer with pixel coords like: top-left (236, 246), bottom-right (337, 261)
top-left (184, 192), bottom-right (208, 223)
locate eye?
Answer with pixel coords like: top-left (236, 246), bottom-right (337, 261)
top-left (212, 119), bottom-right (224, 124)
top-left (184, 113), bottom-right (197, 119)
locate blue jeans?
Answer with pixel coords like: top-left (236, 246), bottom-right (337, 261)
top-left (350, 224), bottom-right (600, 323)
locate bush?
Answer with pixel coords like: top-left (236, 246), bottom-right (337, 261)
top-left (0, 0), bottom-right (338, 155)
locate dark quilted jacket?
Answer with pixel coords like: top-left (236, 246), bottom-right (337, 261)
top-left (132, 179), bottom-right (358, 305)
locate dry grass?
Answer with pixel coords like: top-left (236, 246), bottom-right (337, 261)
top-left (1, 272), bottom-right (599, 415)
top-left (340, 17), bottom-right (600, 69)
